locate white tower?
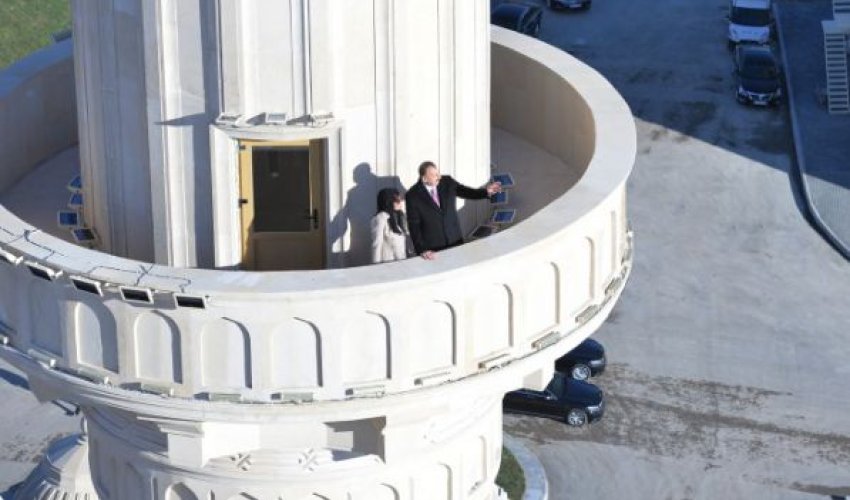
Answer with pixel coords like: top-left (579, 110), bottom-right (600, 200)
top-left (72, 0), bottom-right (491, 269)
top-left (0, 1), bottom-right (636, 499)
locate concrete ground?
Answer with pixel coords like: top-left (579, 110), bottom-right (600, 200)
top-left (0, 357), bottom-right (81, 497)
top-left (504, 0), bottom-right (850, 499)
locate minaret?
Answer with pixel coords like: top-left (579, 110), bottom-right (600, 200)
top-left (0, 1), bottom-right (636, 499)
top-left (72, 0), bottom-right (491, 269)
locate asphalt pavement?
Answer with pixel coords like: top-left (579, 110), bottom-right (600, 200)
top-left (775, 0), bottom-right (850, 259)
top-left (504, 0), bottom-right (850, 498)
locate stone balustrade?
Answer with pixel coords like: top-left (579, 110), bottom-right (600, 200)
top-left (0, 28), bottom-right (635, 405)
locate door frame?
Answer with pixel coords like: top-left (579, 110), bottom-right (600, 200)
top-left (238, 139), bottom-right (326, 270)
top-left (209, 125), bottom-right (341, 270)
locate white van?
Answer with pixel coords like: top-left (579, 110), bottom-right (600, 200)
top-left (728, 0), bottom-right (772, 46)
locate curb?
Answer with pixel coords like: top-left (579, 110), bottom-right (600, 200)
top-left (503, 433), bottom-right (549, 500)
top-left (774, 2), bottom-right (850, 260)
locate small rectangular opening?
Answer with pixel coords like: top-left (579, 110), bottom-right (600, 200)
top-left (175, 294), bottom-right (205, 309)
top-left (71, 276), bottom-right (103, 296)
top-left (0, 249), bottom-right (22, 265)
top-left (120, 286), bottom-right (153, 304)
top-left (26, 262), bottom-right (59, 281)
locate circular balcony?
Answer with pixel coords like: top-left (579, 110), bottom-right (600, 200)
top-left (0, 28), bottom-right (635, 413)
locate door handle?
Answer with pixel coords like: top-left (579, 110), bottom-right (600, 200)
top-left (304, 208), bottom-right (319, 229)
top-left (238, 198), bottom-right (249, 207)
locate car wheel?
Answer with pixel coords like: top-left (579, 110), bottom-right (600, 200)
top-left (566, 409), bottom-right (588, 427)
top-left (570, 363), bottom-right (592, 381)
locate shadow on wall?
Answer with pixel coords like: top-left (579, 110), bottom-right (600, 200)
top-left (328, 163), bottom-right (404, 268)
top-left (328, 162), bottom-right (491, 267)
top-left (157, 112), bottom-right (217, 267)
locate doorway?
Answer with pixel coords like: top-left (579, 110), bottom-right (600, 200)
top-left (238, 140), bottom-right (325, 270)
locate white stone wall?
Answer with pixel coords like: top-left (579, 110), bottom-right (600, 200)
top-left (0, 27), bottom-right (636, 500)
top-left (77, 392), bottom-right (504, 500)
top-left (71, 0), bottom-right (492, 268)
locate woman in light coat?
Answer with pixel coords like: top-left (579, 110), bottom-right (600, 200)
top-left (370, 188), bottom-right (410, 263)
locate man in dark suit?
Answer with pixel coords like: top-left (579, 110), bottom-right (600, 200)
top-left (405, 161), bottom-right (501, 260)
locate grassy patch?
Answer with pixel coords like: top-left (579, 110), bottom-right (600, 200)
top-left (496, 445), bottom-right (526, 500)
top-left (0, 0), bottom-right (71, 69)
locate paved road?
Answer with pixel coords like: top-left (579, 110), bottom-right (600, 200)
top-left (776, 0), bottom-right (850, 258)
top-left (504, 1), bottom-right (850, 499)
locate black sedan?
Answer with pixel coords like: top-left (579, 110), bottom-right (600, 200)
top-left (547, 0), bottom-right (592, 11)
top-left (503, 373), bottom-right (605, 426)
top-left (555, 337), bottom-right (606, 381)
top-left (491, 3), bottom-right (543, 38)
top-left (734, 45), bottom-right (782, 106)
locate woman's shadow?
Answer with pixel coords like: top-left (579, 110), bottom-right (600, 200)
top-left (328, 162), bottom-right (404, 267)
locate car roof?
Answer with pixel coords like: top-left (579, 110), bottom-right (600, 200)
top-left (731, 0), bottom-right (770, 9)
top-left (738, 45), bottom-right (776, 61)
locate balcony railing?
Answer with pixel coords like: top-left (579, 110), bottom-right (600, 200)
top-left (0, 28), bottom-right (635, 404)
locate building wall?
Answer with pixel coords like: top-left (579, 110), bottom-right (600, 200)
top-left (71, 0), bottom-right (492, 268)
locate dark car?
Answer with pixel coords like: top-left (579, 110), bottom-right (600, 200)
top-left (547, 0), bottom-right (592, 11)
top-left (503, 373), bottom-right (605, 426)
top-left (734, 45), bottom-right (782, 106)
top-left (555, 337), bottom-right (606, 381)
top-left (491, 3), bottom-right (543, 38)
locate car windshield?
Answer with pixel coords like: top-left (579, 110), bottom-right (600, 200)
top-left (545, 374), bottom-right (566, 395)
top-left (743, 56), bottom-right (778, 79)
top-left (730, 7), bottom-right (770, 26)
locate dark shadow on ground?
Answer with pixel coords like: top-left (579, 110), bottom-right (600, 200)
top-left (0, 483), bottom-right (20, 499)
top-left (533, 0), bottom-right (847, 221)
top-left (51, 399), bottom-right (80, 416)
top-left (0, 368), bottom-right (28, 390)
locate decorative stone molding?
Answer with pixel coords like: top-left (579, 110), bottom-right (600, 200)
top-left (0, 21), bottom-right (635, 500)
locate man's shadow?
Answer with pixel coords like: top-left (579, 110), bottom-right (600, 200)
top-left (328, 163), bottom-right (404, 268)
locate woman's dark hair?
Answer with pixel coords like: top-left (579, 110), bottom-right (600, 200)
top-left (377, 188), bottom-right (405, 235)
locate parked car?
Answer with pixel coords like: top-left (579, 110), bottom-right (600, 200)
top-left (491, 3), bottom-right (543, 38)
top-left (503, 373), bottom-right (605, 426)
top-left (734, 45), bottom-right (782, 106)
top-left (727, 0), bottom-right (773, 47)
top-left (547, 0), bottom-right (592, 11)
top-left (555, 337), bottom-right (606, 380)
